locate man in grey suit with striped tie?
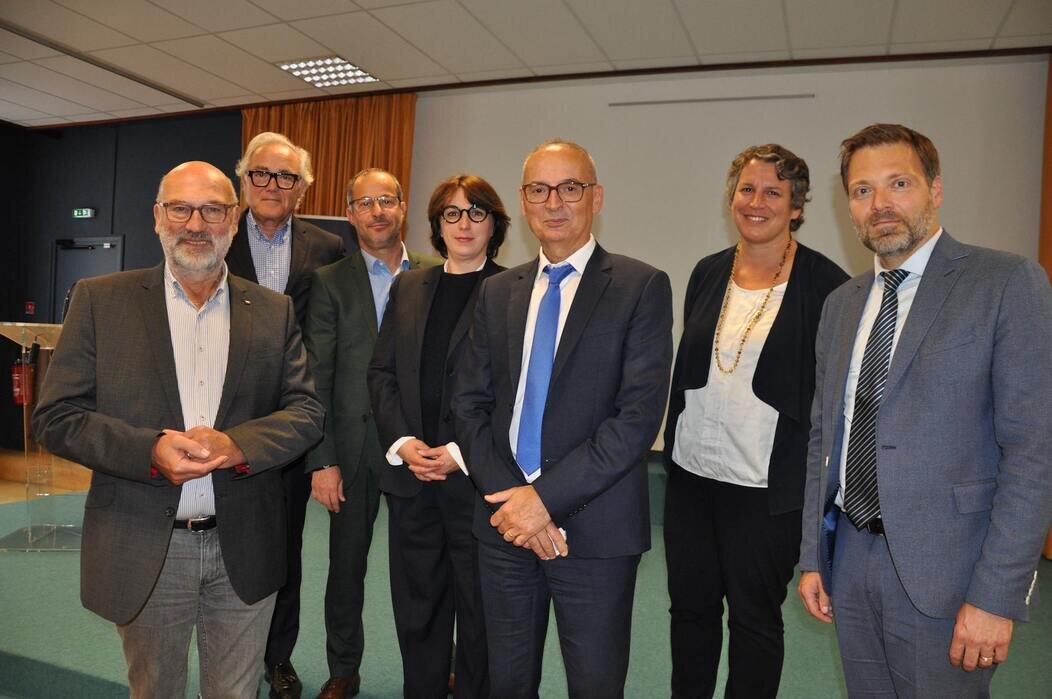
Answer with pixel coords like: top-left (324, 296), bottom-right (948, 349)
top-left (798, 123), bottom-right (1052, 697)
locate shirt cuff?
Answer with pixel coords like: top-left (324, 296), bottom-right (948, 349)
top-left (446, 442), bottom-right (469, 476)
top-left (387, 436), bottom-right (414, 465)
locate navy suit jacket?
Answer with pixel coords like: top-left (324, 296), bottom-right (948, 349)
top-left (452, 245), bottom-right (673, 558)
top-left (800, 233), bottom-right (1052, 620)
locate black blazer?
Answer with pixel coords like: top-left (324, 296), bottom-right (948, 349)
top-left (664, 242), bottom-right (848, 514)
top-left (226, 212), bottom-right (345, 326)
top-left (368, 260), bottom-right (505, 498)
top-left (453, 246), bottom-right (674, 558)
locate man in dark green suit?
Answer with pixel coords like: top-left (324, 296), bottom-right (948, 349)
top-left (304, 168), bottom-right (440, 699)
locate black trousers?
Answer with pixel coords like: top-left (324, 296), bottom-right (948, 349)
top-left (663, 466), bottom-right (801, 699)
top-left (386, 473), bottom-right (488, 698)
top-left (264, 455), bottom-right (311, 666)
top-left (324, 459), bottom-right (382, 677)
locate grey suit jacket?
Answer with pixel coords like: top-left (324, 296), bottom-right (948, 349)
top-left (32, 264), bottom-right (325, 624)
top-left (452, 245), bottom-right (674, 558)
top-left (304, 248), bottom-right (441, 479)
top-left (800, 232), bottom-right (1052, 620)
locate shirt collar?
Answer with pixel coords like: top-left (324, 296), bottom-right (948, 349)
top-left (535, 235), bottom-right (596, 282)
top-left (443, 259), bottom-right (486, 273)
top-left (246, 209), bottom-right (291, 245)
top-left (163, 262), bottom-right (229, 306)
top-left (873, 227), bottom-right (943, 279)
top-left (361, 243), bottom-right (410, 275)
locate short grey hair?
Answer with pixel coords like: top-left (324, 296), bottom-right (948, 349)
top-left (345, 168), bottom-right (403, 205)
top-left (235, 131), bottom-right (314, 188)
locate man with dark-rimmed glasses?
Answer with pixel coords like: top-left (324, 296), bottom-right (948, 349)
top-left (33, 161), bottom-right (323, 698)
top-left (304, 168), bottom-right (439, 698)
top-left (226, 131), bottom-right (344, 699)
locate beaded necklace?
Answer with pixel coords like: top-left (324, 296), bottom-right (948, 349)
top-left (713, 238), bottom-right (793, 374)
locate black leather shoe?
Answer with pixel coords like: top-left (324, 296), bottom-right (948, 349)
top-left (317, 674), bottom-right (360, 699)
top-left (265, 660), bottom-right (303, 699)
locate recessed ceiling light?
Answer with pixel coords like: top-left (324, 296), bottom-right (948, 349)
top-left (277, 56), bottom-right (378, 87)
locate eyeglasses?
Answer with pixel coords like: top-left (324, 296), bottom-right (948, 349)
top-left (349, 195), bottom-right (401, 214)
top-left (440, 205), bottom-right (490, 224)
top-left (159, 202), bottom-right (236, 224)
top-left (521, 179), bottom-right (596, 204)
top-left (246, 169), bottom-right (301, 190)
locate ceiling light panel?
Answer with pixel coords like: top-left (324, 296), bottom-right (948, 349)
top-left (278, 55), bottom-right (379, 87)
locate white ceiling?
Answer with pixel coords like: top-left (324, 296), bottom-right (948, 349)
top-left (0, 0), bottom-right (1049, 128)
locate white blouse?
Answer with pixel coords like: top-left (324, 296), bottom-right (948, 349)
top-left (671, 279), bottom-right (786, 487)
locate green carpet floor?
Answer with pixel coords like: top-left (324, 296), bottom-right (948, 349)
top-left (0, 492), bottom-right (1049, 698)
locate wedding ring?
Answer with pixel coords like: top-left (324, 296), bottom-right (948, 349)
top-left (979, 655), bottom-right (992, 663)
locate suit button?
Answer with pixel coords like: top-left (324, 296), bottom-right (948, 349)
top-left (165, 507), bottom-right (175, 517)
top-left (446, 368), bottom-right (455, 377)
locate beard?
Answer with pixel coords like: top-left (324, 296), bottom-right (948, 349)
top-left (158, 228), bottom-right (232, 277)
top-left (853, 196), bottom-right (936, 260)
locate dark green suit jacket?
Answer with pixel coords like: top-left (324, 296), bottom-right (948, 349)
top-left (304, 249), bottom-right (440, 480)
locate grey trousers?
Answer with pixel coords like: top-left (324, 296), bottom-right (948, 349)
top-left (831, 514), bottom-right (995, 698)
top-left (117, 527), bottom-right (277, 699)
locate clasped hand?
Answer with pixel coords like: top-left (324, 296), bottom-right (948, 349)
top-left (151, 427), bottom-right (245, 485)
top-left (485, 485), bottom-right (568, 561)
top-left (397, 438), bottom-right (459, 481)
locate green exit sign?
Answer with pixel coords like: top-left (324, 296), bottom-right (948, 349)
top-left (72, 207), bottom-right (96, 219)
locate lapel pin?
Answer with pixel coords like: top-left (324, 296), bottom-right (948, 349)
top-left (243, 298), bottom-right (251, 305)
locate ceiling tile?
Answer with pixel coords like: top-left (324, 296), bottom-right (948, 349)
top-left (532, 61), bottom-right (615, 76)
top-left (34, 55), bottom-right (181, 106)
top-left (0, 96), bottom-right (50, 121)
top-left (372, 0), bottom-right (524, 73)
top-left (889, 38), bottom-right (994, 54)
top-left (107, 106), bottom-right (164, 118)
top-left (0, 28), bottom-right (61, 60)
top-left (64, 112), bottom-right (110, 122)
top-left (612, 56), bottom-right (697, 71)
top-left (207, 94), bottom-right (265, 106)
top-left (355, 0), bottom-right (434, 7)
top-left (0, 76), bottom-right (92, 115)
top-left (90, 44), bottom-right (251, 100)
top-left (792, 45), bottom-right (886, 60)
top-left (219, 24), bottom-right (331, 62)
top-left (787, 0), bottom-right (894, 49)
top-left (386, 75), bottom-right (455, 88)
top-left (701, 50), bottom-right (791, 65)
top-left (247, 0), bottom-right (361, 21)
top-left (456, 68), bottom-right (534, 82)
top-left (993, 33), bottom-right (1052, 48)
top-left (567, 0), bottom-right (693, 61)
top-left (22, 116), bottom-right (73, 126)
top-left (53, 0), bottom-right (203, 42)
top-left (0, 0), bottom-right (135, 51)
top-left (260, 88), bottom-right (327, 101)
top-left (161, 0), bottom-right (279, 32)
top-left (321, 81), bottom-right (391, 95)
top-left (0, 62), bottom-right (145, 110)
top-left (152, 34), bottom-right (306, 92)
top-left (460, 0), bottom-right (606, 66)
top-left (673, 0), bottom-right (788, 55)
top-left (891, 0), bottom-right (1012, 43)
top-left (293, 11), bottom-right (446, 79)
top-left (1000, 0), bottom-right (1052, 37)
top-left (0, 52), bottom-right (20, 64)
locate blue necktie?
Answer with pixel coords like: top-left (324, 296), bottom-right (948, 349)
top-left (844, 268), bottom-right (909, 529)
top-left (516, 264), bottom-right (575, 478)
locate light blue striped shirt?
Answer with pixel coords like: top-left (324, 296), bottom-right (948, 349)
top-left (361, 244), bottom-right (410, 328)
top-left (246, 210), bottom-right (292, 293)
top-left (163, 264), bottom-right (230, 519)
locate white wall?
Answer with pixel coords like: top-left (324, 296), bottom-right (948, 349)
top-left (406, 54), bottom-right (1048, 446)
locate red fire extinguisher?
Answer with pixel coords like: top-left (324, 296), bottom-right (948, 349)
top-left (12, 357), bottom-right (24, 405)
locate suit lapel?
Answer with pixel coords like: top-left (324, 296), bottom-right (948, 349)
top-left (348, 252), bottom-right (379, 339)
top-left (550, 248), bottom-right (611, 385)
top-left (831, 274), bottom-right (871, 437)
top-left (228, 214), bottom-right (259, 285)
top-left (415, 265), bottom-right (442, 356)
top-left (884, 233), bottom-right (967, 397)
top-left (287, 217), bottom-right (309, 292)
top-left (137, 265), bottom-right (186, 429)
top-left (447, 260), bottom-right (500, 361)
top-left (215, 277), bottom-right (252, 430)
top-left (507, 262), bottom-right (537, 390)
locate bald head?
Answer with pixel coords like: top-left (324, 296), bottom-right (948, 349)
top-left (522, 140), bottom-right (597, 183)
top-left (156, 161), bottom-right (237, 204)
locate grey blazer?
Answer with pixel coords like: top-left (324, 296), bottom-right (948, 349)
top-left (32, 264), bottom-right (324, 624)
top-left (800, 232), bottom-right (1052, 621)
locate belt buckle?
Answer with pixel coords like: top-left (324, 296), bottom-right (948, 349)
top-left (185, 516), bottom-right (210, 531)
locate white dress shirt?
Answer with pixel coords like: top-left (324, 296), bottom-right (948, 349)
top-left (672, 279), bottom-right (785, 487)
top-left (836, 229), bottom-right (943, 506)
top-left (163, 264), bottom-right (231, 520)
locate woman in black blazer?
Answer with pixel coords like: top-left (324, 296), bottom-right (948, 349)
top-left (663, 145), bottom-right (848, 698)
top-left (368, 174), bottom-right (508, 698)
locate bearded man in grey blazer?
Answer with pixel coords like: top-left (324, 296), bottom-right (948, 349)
top-left (33, 161), bottom-right (324, 699)
top-left (798, 124), bottom-right (1052, 697)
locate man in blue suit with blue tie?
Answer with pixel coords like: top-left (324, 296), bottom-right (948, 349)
top-left (799, 123), bottom-right (1052, 697)
top-left (452, 140), bottom-right (673, 698)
